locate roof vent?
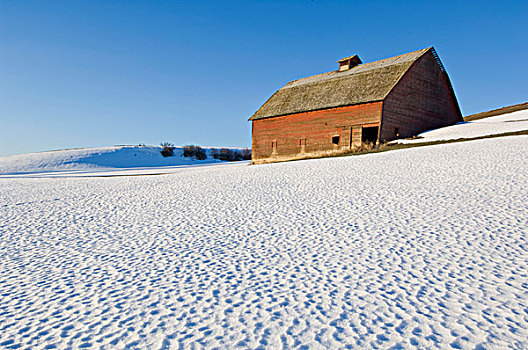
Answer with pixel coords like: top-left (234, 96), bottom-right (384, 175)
top-left (337, 55), bottom-right (362, 71)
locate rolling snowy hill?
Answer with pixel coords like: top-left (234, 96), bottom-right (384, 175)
top-left (1, 135), bottom-right (527, 349)
top-left (394, 108), bottom-right (528, 144)
top-left (1, 110), bottom-right (528, 348)
top-left (0, 145), bottom-right (248, 177)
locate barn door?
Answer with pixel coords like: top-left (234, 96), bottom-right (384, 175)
top-left (350, 126), bottom-right (362, 148)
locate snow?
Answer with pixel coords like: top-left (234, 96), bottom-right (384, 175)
top-left (1, 135), bottom-right (527, 349)
top-left (394, 109), bottom-right (528, 144)
top-left (0, 145), bottom-right (247, 177)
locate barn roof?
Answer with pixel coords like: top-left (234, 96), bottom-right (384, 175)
top-left (249, 47), bottom-right (432, 121)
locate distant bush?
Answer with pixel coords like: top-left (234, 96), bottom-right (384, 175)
top-left (241, 148), bottom-right (252, 160)
top-left (218, 148), bottom-right (235, 161)
top-left (183, 145), bottom-right (207, 160)
top-left (160, 142), bottom-right (175, 157)
top-left (212, 148), bottom-right (251, 161)
top-left (211, 149), bottom-right (219, 159)
top-left (189, 147), bottom-right (251, 162)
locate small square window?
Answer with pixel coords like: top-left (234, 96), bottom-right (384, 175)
top-left (332, 135), bottom-right (340, 145)
top-left (299, 138), bottom-right (306, 146)
top-left (271, 141), bottom-right (277, 149)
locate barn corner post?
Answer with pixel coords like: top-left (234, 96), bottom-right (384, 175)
top-left (249, 47), bottom-right (462, 163)
top-left (376, 102), bottom-right (384, 146)
top-left (250, 120), bottom-right (255, 165)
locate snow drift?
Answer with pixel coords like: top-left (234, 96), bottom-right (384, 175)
top-left (0, 145), bottom-right (246, 175)
top-left (0, 135), bottom-right (527, 348)
top-left (394, 108), bottom-right (528, 144)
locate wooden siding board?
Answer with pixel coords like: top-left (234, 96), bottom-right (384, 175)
top-left (251, 102), bottom-right (382, 162)
top-left (380, 51), bottom-right (462, 141)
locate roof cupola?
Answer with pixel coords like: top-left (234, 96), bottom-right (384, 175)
top-left (337, 55), bottom-right (362, 71)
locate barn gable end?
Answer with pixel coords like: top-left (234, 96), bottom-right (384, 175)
top-left (380, 50), bottom-right (462, 141)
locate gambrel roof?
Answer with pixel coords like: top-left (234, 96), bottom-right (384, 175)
top-left (250, 47), bottom-right (432, 121)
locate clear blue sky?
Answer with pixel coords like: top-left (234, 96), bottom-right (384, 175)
top-left (1, 0), bottom-right (527, 156)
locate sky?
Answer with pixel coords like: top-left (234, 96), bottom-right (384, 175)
top-left (1, 0), bottom-right (527, 156)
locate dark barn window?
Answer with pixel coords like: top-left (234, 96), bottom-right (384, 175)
top-left (394, 127), bottom-right (400, 137)
top-left (332, 135), bottom-right (340, 145)
top-left (362, 127), bottom-right (379, 143)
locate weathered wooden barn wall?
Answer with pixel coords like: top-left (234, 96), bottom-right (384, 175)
top-left (249, 47), bottom-right (462, 164)
top-left (252, 102), bottom-right (382, 163)
top-left (380, 51), bottom-right (462, 141)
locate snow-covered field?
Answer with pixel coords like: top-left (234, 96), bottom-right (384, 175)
top-left (394, 108), bottom-right (528, 144)
top-left (1, 135), bottom-right (527, 349)
top-left (0, 146), bottom-right (247, 178)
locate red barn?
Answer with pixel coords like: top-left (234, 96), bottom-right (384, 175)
top-left (249, 47), bottom-right (462, 164)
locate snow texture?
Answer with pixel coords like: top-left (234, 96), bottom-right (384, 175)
top-left (395, 109), bottom-right (528, 144)
top-left (1, 136), bottom-right (527, 349)
top-left (0, 146), bottom-right (245, 176)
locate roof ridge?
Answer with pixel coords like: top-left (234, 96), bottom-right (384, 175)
top-left (249, 47), bottom-right (435, 121)
top-left (283, 47), bottom-right (431, 90)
